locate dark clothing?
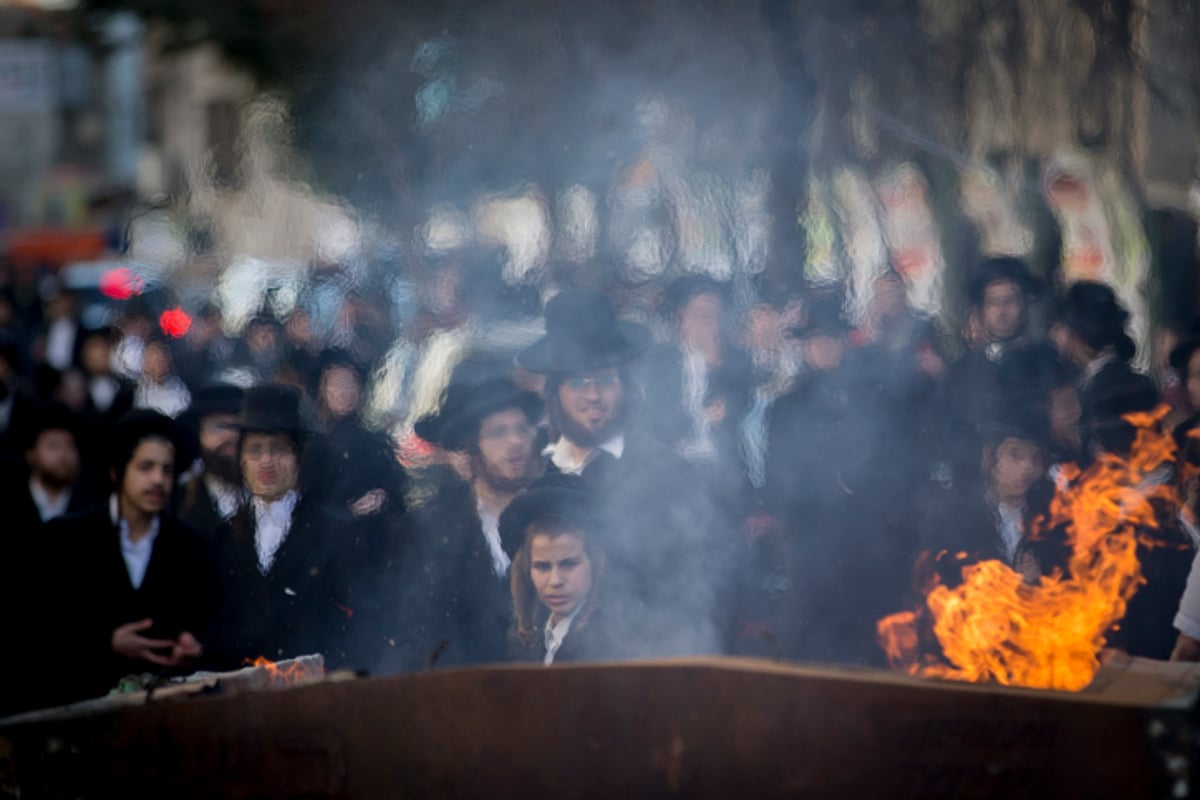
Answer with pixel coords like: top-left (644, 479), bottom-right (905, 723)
top-left (508, 608), bottom-right (627, 665)
top-left (764, 359), bottom-right (924, 665)
top-left (9, 469), bottom-right (102, 540)
top-left (373, 481), bottom-right (513, 673)
top-left (1079, 359), bottom-right (1159, 457)
top-left (176, 473), bottom-right (237, 543)
top-left (931, 342), bottom-right (1027, 477)
top-left (205, 499), bottom-right (355, 671)
top-left (312, 416), bottom-right (406, 532)
top-left (557, 429), bottom-right (745, 658)
top-left (16, 507), bottom-right (211, 711)
top-left (917, 479), bottom-right (1063, 588)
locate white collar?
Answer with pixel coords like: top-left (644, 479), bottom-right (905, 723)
top-left (544, 434), bottom-right (625, 476)
top-left (252, 490), bottom-right (299, 573)
top-left (110, 494), bottom-right (162, 546)
top-left (204, 474), bottom-right (243, 520)
top-left (1082, 349), bottom-right (1117, 386)
top-left (29, 477), bottom-right (71, 521)
top-left (543, 603), bottom-right (585, 665)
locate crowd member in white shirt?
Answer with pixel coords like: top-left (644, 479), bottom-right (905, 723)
top-left (176, 383), bottom-right (246, 542)
top-left (12, 409), bottom-right (209, 713)
top-left (505, 475), bottom-right (622, 665)
top-left (12, 401), bottom-right (96, 535)
top-left (204, 384), bottom-right (356, 671)
top-left (375, 369), bottom-right (544, 672)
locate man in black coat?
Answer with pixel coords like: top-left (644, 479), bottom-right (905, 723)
top-left (176, 383), bottom-right (245, 542)
top-left (516, 288), bottom-right (744, 658)
top-left (932, 257), bottom-right (1043, 481)
top-left (10, 400), bottom-right (98, 538)
top-left (11, 410), bottom-right (208, 712)
top-left (372, 374), bottom-right (543, 673)
top-left (205, 384), bottom-right (357, 671)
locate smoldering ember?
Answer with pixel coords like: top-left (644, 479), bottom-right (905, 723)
top-left (2, 0), bottom-right (1200, 797)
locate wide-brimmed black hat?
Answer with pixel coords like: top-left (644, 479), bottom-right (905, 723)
top-left (238, 384), bottom-right (311, 441)
top-left (515, 288), bottom-right (650, 373)
top-left (415, 376), bottom-right (542, 452)
top-left (498, 472), bottom-right (599, 557)
top-left (109, 408), bottom-right (199, 477)
top-left (179, 383), bottom-right (245, 433)
top-left (967, 256), bottom-right (1042, 308)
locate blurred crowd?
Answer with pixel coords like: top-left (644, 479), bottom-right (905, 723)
top-left (2, 250), bottom-right (1200, 713)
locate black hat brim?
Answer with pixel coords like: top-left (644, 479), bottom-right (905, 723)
top-left (498, 475), bottom-right (598, 556)
top-left (515, 321), bottom-right (651, 373)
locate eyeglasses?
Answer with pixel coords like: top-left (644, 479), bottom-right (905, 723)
top-left (562, 375), bottom-right (621, 391)
top-left (480, 423), bottom-right (537, 442)
top-left (243, 441), bottom-right (295, 461)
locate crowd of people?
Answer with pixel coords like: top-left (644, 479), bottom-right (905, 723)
top-left (2, 252), bottom-right (1200, 714)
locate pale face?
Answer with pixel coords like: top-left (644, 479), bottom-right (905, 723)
top-left (981, 280), bottom-right (1025, 342)
top-left (320, 366), bottom-right (363, 419)
top-left (557, 368), bottom-right (624, 445)
top-left (475, 408), bottom-right (538, 493)
top-left (121, 438), bottom-right (175, 517)
top-left (678, 293), bottom-right (722, 351)
top-left (530, 531), bottom-right (594, 625)
top-left (801, 335), bottom-right (843, 371)
top-left (240, 432), bottom-right (299, 501)
top-left (990, 437), bottom-right (1045, 502)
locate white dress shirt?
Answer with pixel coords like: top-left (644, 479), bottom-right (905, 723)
top-left (204, 474), bottom-right (242, 521)
top-left (996, 501), bottom-right (1025, 565)
top-left (544, 604), bottom-right (585, 666)
top-left (545, 434), bottom-right (625, 476)
top-left (113, 495), bottom-right (160, 590)
top-left (45, 319), bottom-right (77, 370)
top-left (29, 478), bottom-right (71, 522)
top-left (476, 497), bottom-right (512, 578)
top-left (253, 491), bottom-right (299, 574)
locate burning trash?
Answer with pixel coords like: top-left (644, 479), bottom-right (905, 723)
top-left (878, 407), bottom-right (1191, 691)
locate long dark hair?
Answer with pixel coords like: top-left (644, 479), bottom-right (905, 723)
top-left (510, 514), bottom-right (606, 648)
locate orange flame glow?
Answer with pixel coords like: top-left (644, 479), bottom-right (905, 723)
top-left (879, 407), bottom-right (1182, 691)
top-left (243, 656), bottom-right (314, 685)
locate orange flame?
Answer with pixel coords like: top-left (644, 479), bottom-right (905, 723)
top-left (243, 656), bottom-right (313, 685)
top-left (879, 407), bottom-right (1183, 691)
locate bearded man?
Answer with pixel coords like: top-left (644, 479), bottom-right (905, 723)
top-left (177, 384), bottom-right (245, 541)
top-left (374, 375), bottom-right (544, 671)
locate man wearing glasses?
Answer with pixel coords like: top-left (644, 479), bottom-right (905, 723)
top-left (516, 288), bottom-right (744, 658)
top-left (373, 374), bottom-right (544, 672)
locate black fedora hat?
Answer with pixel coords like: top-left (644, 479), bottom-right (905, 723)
top-left (238, 384), bottom-right (311, 441)
top-left (415, 376), bottom-right (542, 452)
top-left (967, 256), bottom-right (1042, 308)
top-left (179, 383), bottom-right (245, 434)
top-left (498, 472), bottom-right (599, 557)
top-left (109, 408), bottom-right (200, 477)
top-left (515, 288), bottom-right (650, 373)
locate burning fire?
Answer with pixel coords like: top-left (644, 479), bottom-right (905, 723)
top-left (879, 407), bottom-right (1183, 691)
top-left (243, 656), bottom-right (316, 686)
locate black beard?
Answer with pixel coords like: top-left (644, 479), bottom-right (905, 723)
top-left (204, 452), bottom-right (240, 484)
top-left (555, 407), bottom-right (624, 450)
top-left (473, 456), bottom-right (532, 495)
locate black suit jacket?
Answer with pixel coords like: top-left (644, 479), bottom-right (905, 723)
top-left (18, 506), bottom-right (212, 709)
top-left (372, 481), bottom-right (513, 674)
top-left (206, 499), bottom-right (353, 671)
